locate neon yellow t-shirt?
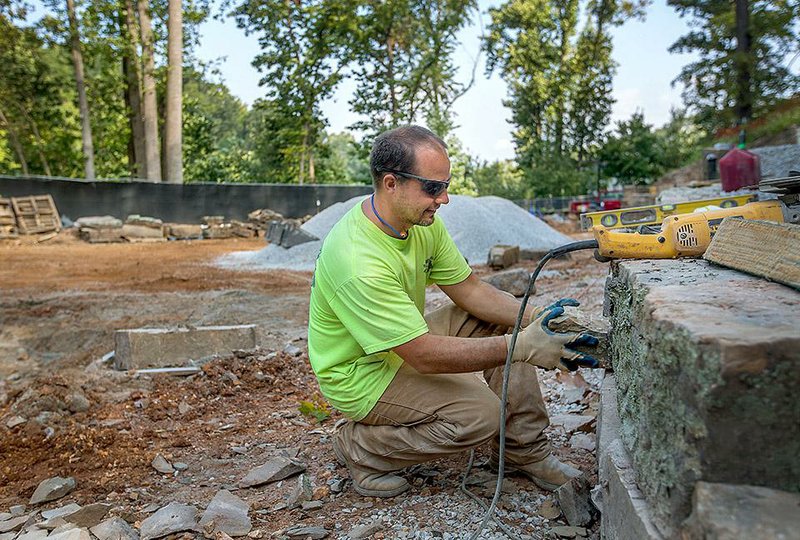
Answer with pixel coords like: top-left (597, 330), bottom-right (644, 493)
top-left (307, 200), bottom-right (471, 420)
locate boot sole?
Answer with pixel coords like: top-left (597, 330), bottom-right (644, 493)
top-left (332, 438), bottom-right (410, 498)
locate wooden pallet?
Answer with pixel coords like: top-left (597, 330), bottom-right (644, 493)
top-left (0, 197), bottom-right (18, 238)
top-left (11, 195), bottom-right (61, 234)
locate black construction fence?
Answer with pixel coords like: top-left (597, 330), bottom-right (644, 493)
top-left (0, 175), bottom-right (374, 223)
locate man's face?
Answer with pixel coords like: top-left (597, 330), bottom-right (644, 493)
top-left (394, 145), bottom-right (451, 229)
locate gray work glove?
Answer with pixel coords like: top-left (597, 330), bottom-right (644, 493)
top-left (504, 298), bottom-right (599, 371)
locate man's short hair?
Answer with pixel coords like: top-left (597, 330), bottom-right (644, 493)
top-left (370, 125), bottom-right (448, 188)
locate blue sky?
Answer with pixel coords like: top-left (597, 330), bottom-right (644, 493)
top-left (195, 0), bottom-right (699, 162)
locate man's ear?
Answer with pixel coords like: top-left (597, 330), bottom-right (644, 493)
top-left (383, 173), bottom-right (399, 193)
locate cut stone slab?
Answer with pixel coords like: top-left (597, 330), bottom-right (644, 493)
top-left (239, 457), bottom-right (305, 488)
top-left (79, 227), bottom-right (123, 243)
top-left (75, 216), bottom-right (122, 229)
top-left (63, 503), bottom-right (111, 528)
top-left (550, 306), bottom-right (610, 368)
top-left (29, 476), bottom-right (76, 505)
top-left (681, 482), bottom-right (800, 539)
top-left (482, 268), bottom-right (530, 297)
top-left (198, 490), bottom-right (251, 537)
top-left (488, 244), bottom-right (520, 269)
top-left (605, 259), bottom-right (800, 535)
top-left (90, 518), bottom-right (139, 540)
top-left (139, 503), bottom-right (198, 540)
top-left (114, 325), bottom-right (258, 370)
top-left (167, 224), bottom-right (203, 240)
top-left (121, 224), bottom-right (165, 241)
top-left (549, 526), bottom-right (587, 538)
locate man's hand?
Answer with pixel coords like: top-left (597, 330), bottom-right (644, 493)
top-left (504, 299), bottom-right (599, 371)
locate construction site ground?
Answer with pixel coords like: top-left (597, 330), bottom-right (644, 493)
top-left (0, 225), bottom-right (610, 539)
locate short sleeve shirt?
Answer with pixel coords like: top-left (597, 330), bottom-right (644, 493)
top-left (307, 199), bottom-right (471, 420)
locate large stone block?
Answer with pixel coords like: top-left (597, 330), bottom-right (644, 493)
top-left (114, 325), bottom-right (258, 370)
top-left (605, 259), bottom-right (800, 535)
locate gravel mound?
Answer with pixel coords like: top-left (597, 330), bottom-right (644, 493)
top-left (218, 195), bottom-right (572, 271)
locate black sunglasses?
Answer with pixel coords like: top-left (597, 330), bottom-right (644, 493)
top-left (379, 169), bottom-right (451, 197)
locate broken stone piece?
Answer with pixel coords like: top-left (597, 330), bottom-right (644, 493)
top-left (90, 518), bottom-right (139, 540)
top-left (347, 519), bottom-right (383, 539)
top-left (63, 503), bottom-right (111, 528)
top-left (41, 504), bottom-right (82, 521)
top-left (239, 457), bottom-right (305, 488)
top-left (286, 475), bottom-right (313, 509)
top-left (139, 502), bottom-right (198, 540)
top-left (549, 414), bottom-right (595, 434)
top-left (482, 268), bottom-right (530, 297)
top-left (6, 416), bottom-right (26, 429)
top-left (556, 474), bottom-right (596, 527)
top-left (549, 525), bottom-right (588, 538)
top-left (283, 526), bottom-right (327, 539)
top-left (29, 477), bottom-right (77, 505)
top-left (16, 528), bottom-right (48, 540)
top-left (9, 506), bottom-right (25, 517)
top-left (44, 528), bottom-right (90, 540)
top-left (0, 516), bottom-right (30, 534)
top-left (151, 454), bottom-right (175, 474)
top-left (198, 490), bottom-right (251, 537)
top-left (538, 498), bottom-right (561, 520)
top-left (569, 433), bottom-right (596, 452)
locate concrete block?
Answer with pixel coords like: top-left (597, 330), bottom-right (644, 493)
top-left (605, 259), bottom-right (800, 535)
top-left (681, 482), bottom-right (800, 540)
top-left (114, 325), bottom-right (258, 370)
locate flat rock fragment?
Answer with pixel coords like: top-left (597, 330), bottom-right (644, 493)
top-left (29, 477), bottom-right (76, 505)
top-left (90, 518), bottom-right (139, 540)
top-left (199, 490), bottom-right (251, 537)
top-left (239, 457), bottom-right (305, 488)
top-left (139, 502), bottom-right (198, 540)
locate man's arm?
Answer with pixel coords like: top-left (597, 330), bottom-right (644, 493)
top-left (438, 272), bottom-right (535, 328)
top-left (391, 273), bottom-right (536, 374)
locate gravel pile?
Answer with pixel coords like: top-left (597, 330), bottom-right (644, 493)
top-left (218, 195), bottom-right (572, 271)
top-left (751, 144), bottom-right (800, 178)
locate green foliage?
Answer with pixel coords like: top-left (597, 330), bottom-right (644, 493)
top-left (314, 132), bottom-right (371, 185)
top-left (483, 0), bottom-right (647, 197)
top-left (348, 1), bottom-right (477, 140)
top-left (668, 0), bottom-right (800, 131)
top-left (472, 159), bottom-right (525, 198)
top-left (298, 398), bottom-right (332, 423)
top-left (598, 112), bottom-right (666, 185)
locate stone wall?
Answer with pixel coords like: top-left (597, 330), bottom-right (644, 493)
top-left (603, 259), bottom-right (800, 536)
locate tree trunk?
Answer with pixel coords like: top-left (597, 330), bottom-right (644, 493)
top-left (0, 107), bottom-right (29, 175)
top-left (138, 0), bottom-right (161, 181)
top-left (735, 0), bottom-right (752, 124)
top-left (164, 0), bottom-right (183, 184)
top-left (66, 0), bottom-right (95, 180)
top-left (123, 0), bottom-right (146, 178)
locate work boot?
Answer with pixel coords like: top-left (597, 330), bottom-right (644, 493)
top-left (490, 453), bottom-right (582, 491)
top-left (332, 436), bottom-right (410, 498)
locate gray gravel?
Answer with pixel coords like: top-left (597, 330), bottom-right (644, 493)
top-left (751, 144), bottom-right (800, 178)
top-left (217, 195), bottom-right (572, 271)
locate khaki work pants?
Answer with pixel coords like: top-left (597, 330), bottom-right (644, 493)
top-left (335, 303), bottom-right (551, 474)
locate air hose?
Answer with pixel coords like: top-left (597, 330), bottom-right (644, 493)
top-left (461, 239), bottom-right (600, 540)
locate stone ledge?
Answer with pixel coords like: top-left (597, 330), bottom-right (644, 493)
top-left (604, 259), bottom-right (800, 535)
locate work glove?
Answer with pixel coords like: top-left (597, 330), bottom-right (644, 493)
top-left (504, 298), bottom-right (599, 371)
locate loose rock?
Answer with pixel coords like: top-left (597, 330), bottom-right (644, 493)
top-left (139, 502), bottom-right (198, 540)
top-left (239, 457), bottom-right (305, 488)
top-left (199, 490), bottom-right (251, 537)
top-left (284, 526), bottom-right (327, 539)
top-left (90, 518), bottom-right (139, 540)
top-left (63, 503), bottom-right (111, 528)
top-left (347, 519), bottom-right (383, 539)
top-left (0, 516), bottom-right (30, 533)
top-left (549, 525), bottom-right (588, 538)
top-left (151, 454), bottom-right (175, 474)
top-left (46, 528), bottom-right (91, 540)
top-left (556, 475), bottom-right (595, 527)
top-left (41, 504), bottom-right (82, 521)
top-left (29, 477), bottom-right (76, 505)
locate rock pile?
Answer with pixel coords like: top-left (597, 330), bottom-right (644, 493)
top-left (218, 195), bottom-right (572, 271)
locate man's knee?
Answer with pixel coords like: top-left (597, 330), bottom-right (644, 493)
top-left (461, 395), bottom-right (501, 446)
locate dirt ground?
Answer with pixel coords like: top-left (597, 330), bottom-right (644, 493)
top-left (0, 231), bottom-right (610, 539)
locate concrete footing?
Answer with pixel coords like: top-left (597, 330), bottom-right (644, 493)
top-left (114, 325), bottom-right (258, 370)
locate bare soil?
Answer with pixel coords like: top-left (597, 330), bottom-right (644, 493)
top-left (0, 232), bottom-right (610, 539)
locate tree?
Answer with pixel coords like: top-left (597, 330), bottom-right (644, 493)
top-left (65, 0), bottom-right (95, 179)
top-left (164, 0), bottom-right (182, 183)
top-left (597, 111), bottom-right (666, 185)
top-left (348, 0), bottom-right (477, 139)
top-left (233, 0), bottom-right (356, 184)
top-left (484, 0), bottom-right (646, 196)
top-left (138, 0), bottom-right (161, 181)
top-left (668, 0), bottom-right (800, 131)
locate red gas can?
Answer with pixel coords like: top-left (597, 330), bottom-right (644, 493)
top-left (719, 147), bottom-right (761, 191)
